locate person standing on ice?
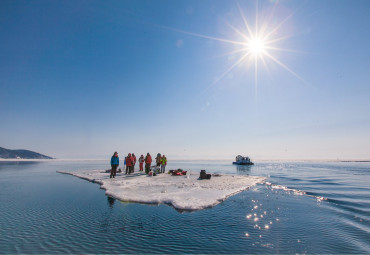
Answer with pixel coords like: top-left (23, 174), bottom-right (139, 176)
top-left (126, 153), bottom-right (133, 175)
top-left (160, 155), bottom-right (167, 173)
top-left (130, 153), bottom-right (135, 174)
top-left (155, 153), bottom-right (161, 167)
top-left (110, 152), bottom-right (119, 178)
top-left (145, 153), bottom-right (152, 174)
top-left (139, 154), bottom-right (144, 171)
top-left (132, 153), bottom-right (137, 172)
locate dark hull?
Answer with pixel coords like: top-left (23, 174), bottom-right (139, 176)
top-left (233, 162), bottom-right (254, 165)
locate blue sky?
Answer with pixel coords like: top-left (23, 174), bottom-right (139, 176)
top-left (1, 0), bottom-right (370, 160)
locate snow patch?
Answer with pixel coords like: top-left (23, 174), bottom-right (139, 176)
top-left (58, 170), bottom-right (265, 210)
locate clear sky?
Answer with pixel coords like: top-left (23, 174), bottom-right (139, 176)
top-left (1, 0), bottom-right (370, 160)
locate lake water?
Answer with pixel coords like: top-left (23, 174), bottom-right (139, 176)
top-left (0, 160), bottom-right (369, 254)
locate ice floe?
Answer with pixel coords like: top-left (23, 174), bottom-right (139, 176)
top-left (58, 170), bottom-right (266, 210)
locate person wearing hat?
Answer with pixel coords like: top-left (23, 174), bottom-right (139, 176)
top-left (110, 152), bottom-right (119, 178)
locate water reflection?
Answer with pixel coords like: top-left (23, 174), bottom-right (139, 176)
top-left (0, 161), bottom-right (43, 171)
top-left (107, 197), bottom-right (115, 208)
top-left (236, 164), bottom-right (252, 173)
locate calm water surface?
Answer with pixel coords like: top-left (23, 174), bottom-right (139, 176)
top-left (0, 160), bottom-right (369, 254)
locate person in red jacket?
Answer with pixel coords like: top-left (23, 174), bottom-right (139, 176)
top-left (132, 153), bottom-right (137, 173)
top-left (139, 154), bottom-right (144, 171)
top-left (145, 153), bottom-right (152, 174)
top-left (126, 153), bottom-right (133, 175)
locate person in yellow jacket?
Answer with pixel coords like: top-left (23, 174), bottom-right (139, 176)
top-left (160, 155), bottom-right (167, 173)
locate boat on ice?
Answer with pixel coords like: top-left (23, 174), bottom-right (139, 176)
top-left (233, 155), bottom-right (254, 165)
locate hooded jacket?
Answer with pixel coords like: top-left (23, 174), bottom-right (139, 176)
top-left (111, 156), bottom-right (119, 166)
top-left (145, 154), bottom-right (152, 164)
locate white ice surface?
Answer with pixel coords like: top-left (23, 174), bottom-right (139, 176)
top-left (58, 170), bottom-right (265, 210)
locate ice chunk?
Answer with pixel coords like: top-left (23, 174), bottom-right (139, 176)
top-left (58, 170), bottom-right (265, 211)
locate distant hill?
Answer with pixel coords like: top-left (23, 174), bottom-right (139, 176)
top-left (0, 147), bottom-right (53, 159)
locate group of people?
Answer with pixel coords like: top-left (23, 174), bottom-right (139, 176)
top-left (155, 153), bottom-right (167, 174)
top-left (110, 152), bottom-right (167, 178)
top-left (124, 153), bottom-right (136, 175)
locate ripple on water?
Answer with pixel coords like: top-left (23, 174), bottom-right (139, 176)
top-left (1, 161), bottom-right (370, 254)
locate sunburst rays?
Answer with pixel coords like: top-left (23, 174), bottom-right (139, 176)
top-left (155, 1), bottom-right (309, 98)
top-left (219, 2), bottom-right (309, 93)
top-left (159, 1), bottom-right (309, 96)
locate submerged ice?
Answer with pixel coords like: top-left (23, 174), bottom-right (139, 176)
top-left (58, 170), bottom-right (266, 210)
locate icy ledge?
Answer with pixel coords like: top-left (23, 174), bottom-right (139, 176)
top-left (57, 170), bottom-right (266, 211)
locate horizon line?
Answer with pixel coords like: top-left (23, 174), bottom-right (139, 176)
top-left (1, 158), bottom-right (370, 163)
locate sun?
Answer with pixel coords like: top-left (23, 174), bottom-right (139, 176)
top-left (199, 1), bottom-right (310, 92)
top-left (247, 37), bottom-right (266, 57)
top-left (160, 1), bottom-right (307, 92)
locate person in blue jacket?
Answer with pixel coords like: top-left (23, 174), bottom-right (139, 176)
top-left (110, 152), bottom-right (119, 178)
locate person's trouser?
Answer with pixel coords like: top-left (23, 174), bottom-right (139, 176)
top-left (145, 163), bottom-right (150, 174)
top-left (130, 165), bottom-right (134, 174)
top-left (126, 165), bottom-right (130, 174)
top-left (160, 165), bottom-right (165, 173)
top-left (110, 165), bottom-right (118, 178)
top-left (139, 163), bottom-right (143, 171)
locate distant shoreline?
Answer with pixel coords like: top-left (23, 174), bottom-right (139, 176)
top-left (0, 158), bottom-right (56, 162)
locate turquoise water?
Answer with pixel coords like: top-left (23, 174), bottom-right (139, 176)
top-left (0, 160), bottom-right (369, 254)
